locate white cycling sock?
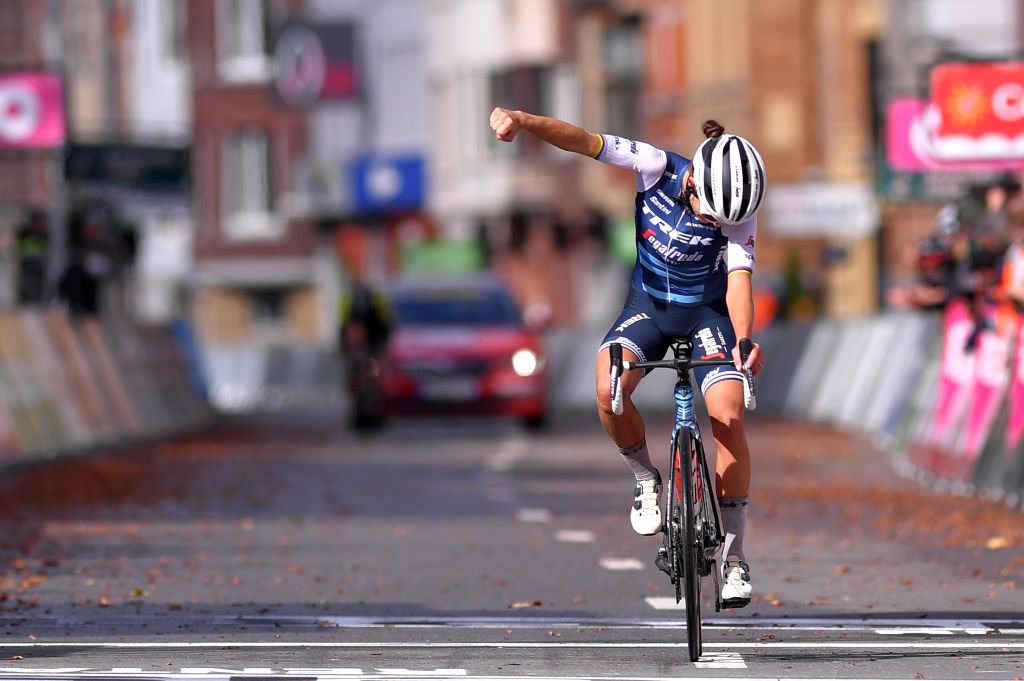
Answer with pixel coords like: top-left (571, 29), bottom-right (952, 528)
top-left (720, 496), bottom-right (749, 562)
top-left (618, 439), bottom-right (659, 482)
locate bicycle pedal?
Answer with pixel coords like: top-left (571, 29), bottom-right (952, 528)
top-left (721, 597), bottom-right (751, 610)
top-left (654, 548), bottom-right (672, 577)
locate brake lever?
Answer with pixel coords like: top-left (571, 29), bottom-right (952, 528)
top-left (738, 338), bottom-right (757, 411)
top-left (609, 343), bottom-right (624, 416)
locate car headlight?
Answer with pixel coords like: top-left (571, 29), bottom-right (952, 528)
top-left (511, 349), bottom-right (540, 377)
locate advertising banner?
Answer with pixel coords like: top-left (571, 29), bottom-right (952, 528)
top-left (959, 313), bottom-right (1013, 465)
top-left (931, 299), bottom-right (975, 451)
top-left (272, 22), bottom-right (359, 107)
top-left (0, 73), bottom-right (65, 149)
top-left (1007, 316), bottom-right (1024, 452)
top-left (929, 61), bottom-right (1024, 160)
top-left (887, 98), bottom-right (1024, 172)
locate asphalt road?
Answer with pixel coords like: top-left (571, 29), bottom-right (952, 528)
top-left (0, 411), bottom-right (1019, 680)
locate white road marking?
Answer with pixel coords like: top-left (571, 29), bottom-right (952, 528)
top-left (598, 557), bottom-right (644, 571)
top-left (516, 508), bottom-right (552, 523)
top-left (555, 530), bottom-right (595, 543)
top-left (0, 641), bottom-right (1020, 650)
top-left (0, 671), bottom-right (1015, 675)
top-left (644, 596), bottom-right (685, 610)
top-left (0, 639), bottom-right (1015, 651)
top-left (25, 613), bottom-right (1013, 635)
top-left (694, 651), bottom-right (746, 669)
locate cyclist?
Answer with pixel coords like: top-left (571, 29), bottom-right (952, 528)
top-left (340, 280), bottom-right (393, 428)
top-left (490, 107), bottom-right (766, 609)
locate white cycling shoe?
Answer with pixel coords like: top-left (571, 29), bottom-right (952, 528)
top-left (630, 475), bottom-right (662, 536)
top-left (721, 556), bottom-right (752, 609)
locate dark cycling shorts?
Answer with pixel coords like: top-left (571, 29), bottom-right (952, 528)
top-left (600, 288), bottom-right (743, 395)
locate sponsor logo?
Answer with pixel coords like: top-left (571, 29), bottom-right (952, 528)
top-left (695, 328), bottom-right (720, 356)
top-left (642, 229), bottom-right (705, 262)
top-left (746, 235), bottom-right (755, 247)
top-left (649, 194), bottom-right (672, 214)
top-left (712, 244), bottom-right (728, 273)
top-left (656, 189), bottom-right (675, 205)
top-left (701, 352), bottom-right (726, 360)
top-left (629, 139), bottom-right (638, 155)
top-left (641, 204), bottom-right (714, 245)
top-left (615, 312), bottom-right (651, 333)
top-left (612, 136), bottom-right (622, 150)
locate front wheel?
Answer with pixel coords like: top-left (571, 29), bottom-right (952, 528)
top-left (677, 429), bottom-right (703, 662)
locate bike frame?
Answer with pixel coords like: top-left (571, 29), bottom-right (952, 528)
top-left (669, 355), bottom-right (725, 565)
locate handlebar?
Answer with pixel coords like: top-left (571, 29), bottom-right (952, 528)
top-left (609, 340), bottom-right (757, 415)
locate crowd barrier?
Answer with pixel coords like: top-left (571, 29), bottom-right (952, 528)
top-left (0, 310), bottom-right (211, 463)
top-left (547, 307), bottom-right (1023, 509)
top-left (202, 344), bottom-right (344, 413)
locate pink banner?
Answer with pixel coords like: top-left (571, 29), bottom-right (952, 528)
top-left (887, 98), bottom-right (1024, 172)
top-left (0, 73), bottom-right (65, 149)
top-left (1006, 317), bottom-right (1024, 451)
top-left (931, 300), bottom-right (976, 450)
top-left (960, 318), bottom-right (1013, 460)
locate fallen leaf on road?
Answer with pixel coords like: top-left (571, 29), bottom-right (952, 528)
top-left (769, 599), bottom-right (783, 606)
top-left (986, 536), bottom-right (1010, 550)
top-left (510, 601), bottom-right (543, 609)
top-left (129, 588), bottom-right (149, 598)
top-left (833, 566), bottom-right (851, 574)
top-left (9, 656), bottom-right (22, 661)
top-left (98, 597), bottom-right (112, 607)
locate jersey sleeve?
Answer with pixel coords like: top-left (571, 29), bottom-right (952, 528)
top-left (593, 134), bottom-right (668, 192)
top-left (722, 217), bottom-right (757, 274)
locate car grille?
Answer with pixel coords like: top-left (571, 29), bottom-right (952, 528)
top-left (400, 359), bottom-right (492, 378)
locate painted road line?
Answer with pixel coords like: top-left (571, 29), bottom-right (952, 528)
top-left (598, 557), bottom-right (644, 571)
top-left (555, 530), bottom-right (595, 543)
top-left (0, 671), bottom-right (1019, 675)
top-left (644, 596), bottom-right (685, 610)
top-left (14, 614), bottom-right (1017, 633)
top-left (516, 508), bottom-right (552, 523)
top-left (0, 641), bottom-right (1022, 650)
top-left (694, 652), bottom-right (746, 669)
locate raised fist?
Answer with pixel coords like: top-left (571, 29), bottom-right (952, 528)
top-left (489, 107), bottom-right (521, 142)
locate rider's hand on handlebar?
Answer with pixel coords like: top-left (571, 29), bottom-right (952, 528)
top-left (733, 340), bottom-right (764, 376)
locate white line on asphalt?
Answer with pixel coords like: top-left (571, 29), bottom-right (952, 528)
top-left (0, 671), bottom-right (1019, 675)
top-left (694, 651), bottom-right (746, 669)
top-left (644, 597), bottom-right (685, 610)
top-left (555, 530), bottom-right (595, 543)
top-left (0, 641), bottom-right (1021, 649)
top-left (598, 557), bottom-right (644, 571)
top-left (516, 508), bottom-right (552, 523)
top-left (224, 614), bottom-right (1019, 634)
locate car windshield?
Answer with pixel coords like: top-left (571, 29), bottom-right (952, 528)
top-left (394, 286), bottom-right (522, 326)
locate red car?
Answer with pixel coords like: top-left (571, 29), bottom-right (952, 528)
top-left (384, 277), bottom-right (548, 429)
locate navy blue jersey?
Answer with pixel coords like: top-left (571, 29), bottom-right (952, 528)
top-left (595, 135), bottom-right (756, 307)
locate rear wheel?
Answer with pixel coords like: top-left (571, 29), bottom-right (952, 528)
top-left (677, 429), bottom-right (703, 662)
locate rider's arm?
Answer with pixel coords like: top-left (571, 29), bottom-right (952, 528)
top-left (723, 217), bottom-right (759, 369)
top-left (490, 107), bottom-right (667, 191)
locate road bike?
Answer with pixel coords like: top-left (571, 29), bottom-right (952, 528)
top-left (608, 338), bottom-right (756, 662)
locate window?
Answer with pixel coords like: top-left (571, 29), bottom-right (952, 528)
top-left (216, 0), bottom-right (270, 83)
top-left (159, 0), bottom-right (187, 64)
top-left (221, 129), bottom-right (282, 241)
top-left (488, 66), bottom-right (551, 158)
top-left (602, 17), bottom-right (643, 136)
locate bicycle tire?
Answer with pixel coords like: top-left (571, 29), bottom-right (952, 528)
top-left (667, 437), bottom-right (683, 602)
top-left (677, 429), bottom-right (703, 662)
top-left (696, 439), bottom-right (722, 575)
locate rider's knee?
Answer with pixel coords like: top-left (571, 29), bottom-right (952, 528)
top-left (596, 382), bottom-right (615, 417)
top-left (707, 400), bottom-right (744, 430)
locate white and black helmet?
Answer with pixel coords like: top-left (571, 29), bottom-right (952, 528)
top-left (690, 133), bottom-right (766, 225)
